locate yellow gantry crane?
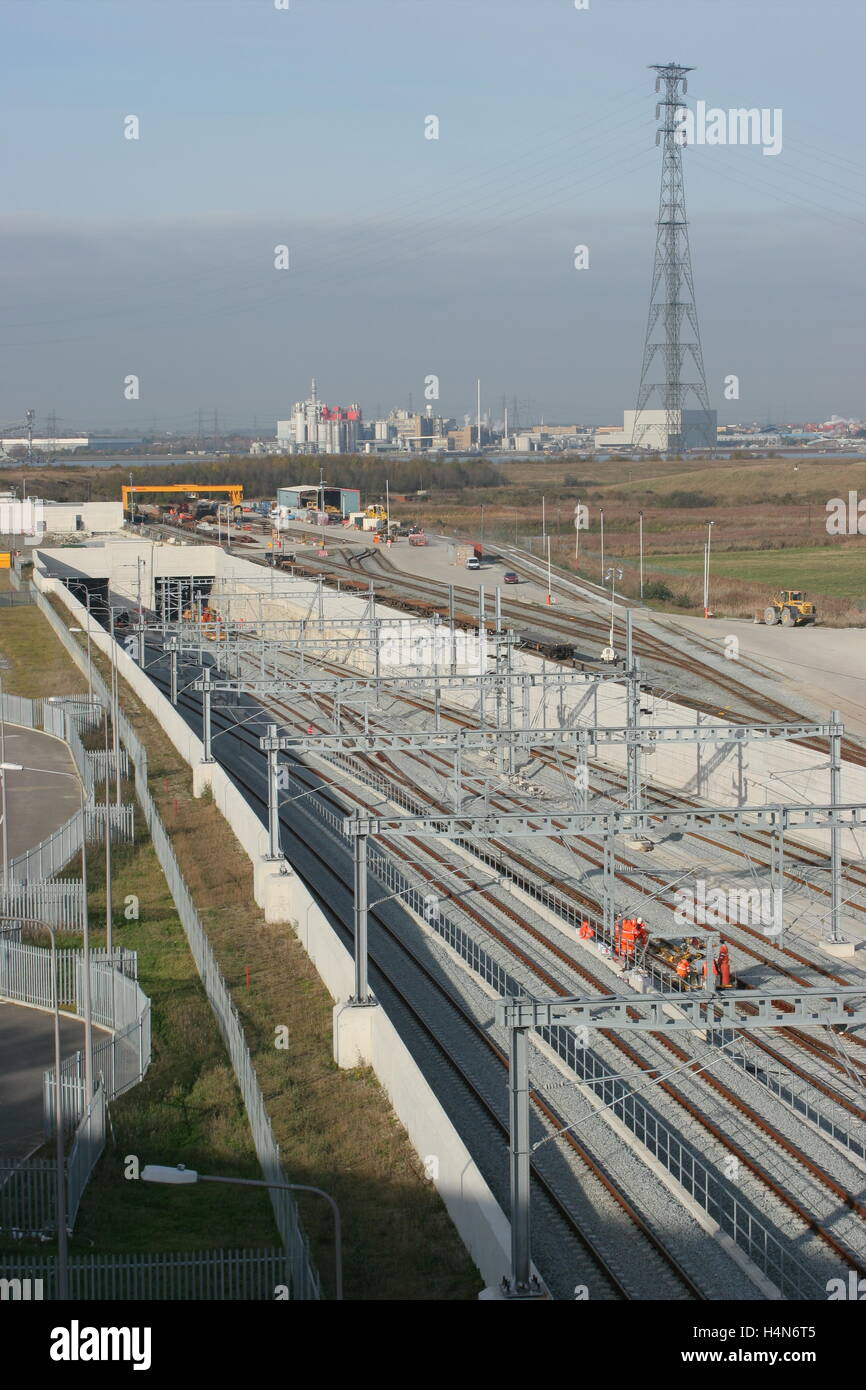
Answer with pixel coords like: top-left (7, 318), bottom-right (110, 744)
top-left (122, 482), bottom-right (244, 514)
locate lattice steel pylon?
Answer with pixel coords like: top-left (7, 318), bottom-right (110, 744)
top-left (632, 62), bottom-right (714, 454)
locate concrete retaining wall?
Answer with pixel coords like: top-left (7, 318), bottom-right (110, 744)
top-left (34, 567), bottom-right (513, 1292)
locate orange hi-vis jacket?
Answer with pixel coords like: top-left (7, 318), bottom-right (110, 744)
top-left (620, 919), bottom-right (638, 952)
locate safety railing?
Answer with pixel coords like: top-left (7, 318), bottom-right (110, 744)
top-left (0, 1247), bottom-right (294, 1300)
top-left (0, 937), bottom-right (136, 1012)
top-left (0, 690), bottom-right (40, 726)
top-left (0, 879), bottom-right (84, 932)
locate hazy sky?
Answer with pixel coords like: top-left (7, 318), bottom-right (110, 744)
top-left (1, 0), bottom-right (864, 433)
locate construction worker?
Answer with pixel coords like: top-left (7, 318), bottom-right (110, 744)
top-left (579, 919), bottom-right (594, 940)
top-left (676, 955), bottom-right (691, 984)
top-left (620, 918), bottom-right (638, 967)
top-left (717, 942), bottom-right (732, 988)
top-left (634, 918), bottom-right (649, 953)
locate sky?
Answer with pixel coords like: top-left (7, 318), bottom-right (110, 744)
top-left (0, 0), bottom-right (864, 433)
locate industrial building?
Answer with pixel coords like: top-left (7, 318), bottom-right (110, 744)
top-left (0, 495), bottom-right (123, 540)
top-left (594, 408), bottom-right (718, 452)
top-left (276, 380), bottom-right (362, 454)
top-left (276, 483), bottom-right (361, 519)
top-left (0, 436), bottom-right (88, 455)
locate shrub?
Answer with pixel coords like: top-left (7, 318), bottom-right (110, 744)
top-left (673, 592), bottom-right (693, 607)
top-left (643, 579), bottom-right (674, 601)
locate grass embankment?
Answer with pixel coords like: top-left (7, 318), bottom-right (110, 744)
top-left (0, 595), bottom-right (278, 1261)
top-left (0, 593), bottom-right (482, 1298)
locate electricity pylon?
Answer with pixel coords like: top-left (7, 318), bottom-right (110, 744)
top-left (633, 62), bottom-right (714, 454)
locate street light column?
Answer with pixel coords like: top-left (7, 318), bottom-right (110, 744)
top-left (14, 762), bottom-right (94, 1097)
top-left (1, 918), bottom-right (69, 1299)
top-left (141, 1166), bottom-right (343, 1301)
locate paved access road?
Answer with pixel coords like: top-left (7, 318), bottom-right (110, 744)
top-left (1, 722), bottom-right (81, 861)
top-left (0, 723), bottom-right (84, 1159)
top-left (0, 1004), bottom-right (89, 1158)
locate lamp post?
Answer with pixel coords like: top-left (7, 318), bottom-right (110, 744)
top-left (1, 761), bottom-right (24, 896)
top-left (69, 621), bottom-right (93, 703)
top-left (17, 762), bottom-right (94, 1097)
top-left (602, 567), bottom-right (623, 661)
top-left (0, 671), bottom-right (7, 766)
top-left (141, 1165), bottom-right (343, 1301)
top-left (109, 607), bottom-right (121, 807)
top-left (102, 704), bottom-right (113, 956)
top-left (546, 536), bottom-right (552, 606)
top-left (703, 519), bottom-right (714, 617)
top-left (638, 511), bottom-right (644, 601)
top-left (0, 917), bottom-right (68, 1299)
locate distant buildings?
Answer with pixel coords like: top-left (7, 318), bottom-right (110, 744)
top-left (0, 436), bottom-right (88, 455)
top-left (276, 380), bottom-right (362, 454)
top-left (255, 379), bottom-right (863, 459)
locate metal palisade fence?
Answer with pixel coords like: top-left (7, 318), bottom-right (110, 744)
top-left (0, 1248), bottom-right (292, 1300)
top-left (0, 1085), bottom-right (112, 1240)
top-left (0, 937), bottom-right (137, 1012)
top-left (138, 795), bottom-right (319, 1299)
top-left (1, 690), bottom-right (133, 915)
top-left (66, 1085), bottom-right (107, 1228)
top-left (42, 958), bottom-right (152, 1134)
top-left (0, 879), bottom-right (83, 933)
top-left (32, 586), bottom-right (321, 1299)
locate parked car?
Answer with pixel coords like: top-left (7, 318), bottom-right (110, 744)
top-left (503, 571), bottom-right (519, 584)
top-left (465, 555), bottom-right (481, 570)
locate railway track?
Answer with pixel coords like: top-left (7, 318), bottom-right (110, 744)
top-left (147, 640), bottom-right (866, 1294)
top-left (279, 540), bottom-right (866, 766)
top-left (143, 645), bottom-right (708, 1301)
top-left (216, 631), bottom-right (866, 1109)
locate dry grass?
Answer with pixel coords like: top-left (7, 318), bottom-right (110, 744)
top-left (0, 596), bottom-right (89, 697)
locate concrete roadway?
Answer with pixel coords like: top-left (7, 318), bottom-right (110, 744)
top-left (0, 723), bottom-right (84, 1160)
top-left (1, 722), bottom-right (82, 860)
top-left (665, 615), bottom-right (866, 742)
top-left (0, 1005), bottom-right (90, 1159)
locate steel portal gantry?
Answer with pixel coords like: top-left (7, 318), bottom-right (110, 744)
top-left (496, 987), bottom-right (866, 1298)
